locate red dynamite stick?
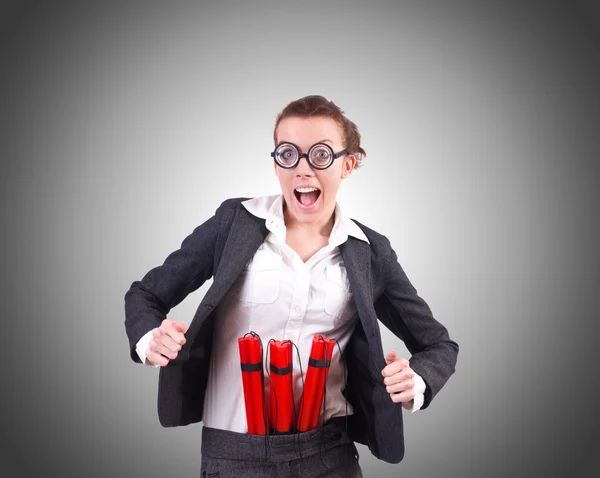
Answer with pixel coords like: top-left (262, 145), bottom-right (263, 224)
top-left (296, 335), bottom-right (335, 432)
top-left (269, 340), bottom-right (293, 433)
top-left (296, 337), bottom-right (327, 432)
top-left (308, 336), bottom-right (334, 430)
top-left (238, 335), bottom-right (266, 435)
top-left (238, 338), bottom-right (256, 434)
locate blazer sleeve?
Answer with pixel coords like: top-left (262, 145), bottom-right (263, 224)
top-left (375, 245), bottom-right (459, 409)
top-left (124, 201), bottom-right (228, 363)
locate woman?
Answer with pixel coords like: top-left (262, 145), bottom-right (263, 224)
top-left (125, 95), bottom-right (459, 477)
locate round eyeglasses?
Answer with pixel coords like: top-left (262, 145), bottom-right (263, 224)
top-left (271, 142), bottom-right (348, 170)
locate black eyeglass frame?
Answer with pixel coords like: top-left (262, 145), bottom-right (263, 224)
top-left (270, 142), bottom-right (349, 170)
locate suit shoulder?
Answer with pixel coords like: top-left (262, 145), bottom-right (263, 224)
top-left (217, 197), bottom-right (250, 213)
top-left (350, 218), bottom-right (393, 252)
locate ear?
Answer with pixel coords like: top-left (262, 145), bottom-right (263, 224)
top-left (341, 155), bottom-right (356, 179)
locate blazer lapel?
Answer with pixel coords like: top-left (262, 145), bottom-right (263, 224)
top-left (216, 206), bottom-right (268, 283)
top-left (340, 237), bottom-right (384, 360)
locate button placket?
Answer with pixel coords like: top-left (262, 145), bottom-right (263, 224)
top-left (284, 262), bottom-right (309, 343)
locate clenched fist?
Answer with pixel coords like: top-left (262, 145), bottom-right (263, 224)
top-left (146, 319), bottom-right (187, 367)
top-left (381, 351), bottom-right (416, 404)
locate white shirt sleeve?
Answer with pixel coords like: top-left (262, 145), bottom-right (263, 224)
top-left (136, 329), bottom-right (160, 368)
top-left (401, 372), bottom-right (426, 413)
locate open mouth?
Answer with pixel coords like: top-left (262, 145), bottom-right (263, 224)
top-left (294, 187), bottom-right (321, 208)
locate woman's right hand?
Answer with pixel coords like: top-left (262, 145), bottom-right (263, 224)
top-left (146, 319), bottom-right (187, 366)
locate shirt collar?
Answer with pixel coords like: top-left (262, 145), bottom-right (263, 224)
top-left (242, 194), bottom-right (370, 246)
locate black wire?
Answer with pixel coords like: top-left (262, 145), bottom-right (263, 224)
top-left (265, 338), bottom-right (278, 450)
top-left (315, 335), bottom-right (349, 473)
top-left (315, 335), bottom-right (332, 472)
top-left (279, 339), bottom-right (294, 435)
top-left (290, 340), bottom-right (305, 458)
top-left (316, 337), bottom-right (349, 472)
top-left (244, 331), bottom-right (271, 468)
top-left (259, 333), bottom-right (272, 468)
top-left (332, 337), bottom-right (348, 436)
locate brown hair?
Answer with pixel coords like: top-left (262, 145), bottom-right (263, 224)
top-left (273, 95), bottom-right (366, 168)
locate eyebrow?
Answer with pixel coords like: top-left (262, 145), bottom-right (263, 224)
top-left (277, 138), bottom-right (334, 148)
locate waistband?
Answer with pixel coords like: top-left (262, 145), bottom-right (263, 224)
top-left (201, 418), bottom-right (352, 463)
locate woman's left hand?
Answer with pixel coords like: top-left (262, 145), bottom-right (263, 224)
top-left (381, 351), bottom-right (416, 404)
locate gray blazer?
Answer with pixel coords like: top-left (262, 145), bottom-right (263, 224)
top-left (124, 198), bottom-right (459, 464)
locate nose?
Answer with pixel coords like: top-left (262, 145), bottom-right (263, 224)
top-left (295, 156), bottom-right (315, 176)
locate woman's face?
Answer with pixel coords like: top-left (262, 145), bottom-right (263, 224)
top-left (274, 116), bottom-right (355, 227)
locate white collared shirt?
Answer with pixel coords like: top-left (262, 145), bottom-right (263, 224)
top-left (137, 195), bottom-right (425, 432)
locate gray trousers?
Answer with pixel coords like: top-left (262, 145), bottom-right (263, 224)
top-left (200, 420), bottom-right (363, 477)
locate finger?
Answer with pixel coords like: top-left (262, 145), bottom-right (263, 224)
top-left (390, 388), bottom-right (416, 404)
top-left (383, 368), bottom-right (415, 385)
top-left (386, 378), bottom-right (415, 394)
top-left (385, 351), bottom-right (397, 365)
top-left (381, 357), bottom-right (410, 377)
top-left (146, 349), bottom-right (169, 367)
top-left (149, 338), bottom-right (179, 360)
top-left (173, 321), bottom-right (188, 334)
top-left (161, 321), bottom-right (187, 345)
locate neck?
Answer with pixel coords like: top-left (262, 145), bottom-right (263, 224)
top-left (283, 203), bottom-right (335, 238)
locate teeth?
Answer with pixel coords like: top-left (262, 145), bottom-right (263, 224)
top-left (295, 187), bottom-right (319, 193)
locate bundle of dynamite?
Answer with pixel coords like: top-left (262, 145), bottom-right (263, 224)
top-left (238, 333), bottom-right (335, 435)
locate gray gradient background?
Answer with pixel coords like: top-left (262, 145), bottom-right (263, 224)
top-left (1, 0), bottom-right (599, 477)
